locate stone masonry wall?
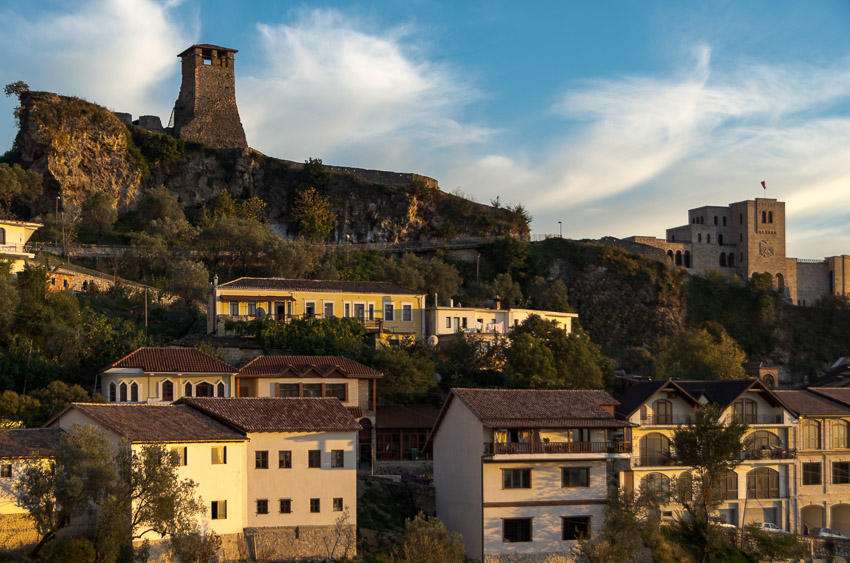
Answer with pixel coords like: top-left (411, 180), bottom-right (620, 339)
top-left (796, 260), bottom-right (830, 306)
top-left (243, 524), bottom-right (357, 561)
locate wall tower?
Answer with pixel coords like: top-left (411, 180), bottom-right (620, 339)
top-left (172, 44), bottom-right (248, 149)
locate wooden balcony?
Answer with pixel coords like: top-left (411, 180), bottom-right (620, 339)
top-left (483, 441), bottom-right (631, 455)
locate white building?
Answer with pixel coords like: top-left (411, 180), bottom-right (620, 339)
top-left (429, 388), bottom-right (632, 562)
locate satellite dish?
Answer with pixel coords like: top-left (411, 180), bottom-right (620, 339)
top-left (256, 307), bottom-right (266, 318)
top-left (427, 335), bottom-right (439, 347)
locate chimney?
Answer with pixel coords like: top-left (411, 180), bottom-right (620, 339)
top-left (446, 299), bottom-right (453, 307)
top-left (493, 295), bottom-right (502, 310)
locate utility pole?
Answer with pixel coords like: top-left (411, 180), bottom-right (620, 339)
top-left (558, 221), bottom-right (562, 238)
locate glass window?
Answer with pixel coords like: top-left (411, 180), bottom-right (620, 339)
top-left (279, 450), bottom-right (291, 469)
top-left (119, 382), bottom-right (127, 402)
top-left (653, 400), bottom-right (672, 424)
top-left (502, 468), bottom-right (531, 489)
top-left (384, 303), bottom-right (394, 321)
top-left (562, 516), bottom-right (591, 541)
top-left (217, 382), bottom-right (226, 397)
top-left (562, 467), bottom-right (589, 488)
top-left (747, 468), bottom-right (780, 498)
top-left (196, 382), bottom-right (214, 397)
top-left (308, 450), bottom-right (321, 468)
top-left (503, 518), bottom-right (532, 543)
top-left (229, 302), bottom-right (239, 316)
top-left (446, 317), bottom-right (451, 329)
top-left (279, 499), bottom-right (291, 513)
top-left (325, 384), bottom-right (346, 401)
top-left (721, 470), bottom-right (738, 500)
top-left (211, 500), bottom-right (226, 519)
top-left (324, 302), bottom-right (334, 318)
top-left (162, 381), bottom-right (174, 402)
top-left (170, 446), bottom-right (187, 466)
top-left (256, 499), bottom-right (268, 514)
top-left (255, 451), bottom-right (269, 469)
top-left (642, 473), bottom-right (671, 496)
top-left (803, 420), bottom-right (821, 449)
top-left (746, 431), bottom-right (780, 452)
top-left (333, 497), bottom-right (343, 511)
top-left (803, 463), bottom-right (821, 485)
top-left (402, 304), bottom-right (413, 322)
top-left (211, 446), bottom-right (226, 465)
top-left (184, 382), bottom-right (193, 397)
top-left (303, 384), bottom-right (322, 397)
top-left (734, 399), bottom-right (758, 424)
top-left (834, 420), bottom-right (849, 449)
top-left (1, 464), bottom-right (11, 479)
top-left (278, 383), bottom-right (299, 397)
top-left (310, 498), bottom-right (321, 513)
top-left (331, 450), bottom-right (345, 468)
top-left (833, 462), bottom-right (850, 484)
top-left (247, 302), bottom-right (257, 316)
top-left (640, 433), bottom-right (670, 466)
top-left (109, 382), bottom-right (117, 402)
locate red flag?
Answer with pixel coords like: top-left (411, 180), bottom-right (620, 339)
top-left (761, 181), bottom-right (766, 190)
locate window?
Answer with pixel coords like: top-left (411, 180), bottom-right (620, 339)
top-left (171, 446), bottom-right (187, 466)
top-left (308, 450), bottom-right (321, 468)
top-left (120, 381), bottom-right (127, 402)
top-left (109, 382), bottom-right (117, 402)
top-left (368, 304), bottom-right (375, 320)
top-left (162, 380), bottom-right (174, 402)
top-left (733, 398), bottom-right (758, 424)
top-left (714, 215), bottom-right (718, 225)
top-left (305, 302), bottom-right (316, 317)
top-left (255, 451), bottom-right (269, 469)
top-left (211, 446), bottom-right (227, 465)
top-left (723, 216), bottom-right (727, 226)
top-left (331, 450), bottom-right (345, 468)
top-left (217, 382), bottom-right (226, 397)
top-left (746, 431), bottom-right (780, 452)
top-left (0, 464), bottom-right (11, 479)
top-left (833, 462), bottom-right (850, 484)
top-left (325, 384), bottom-right (346, 401)
top-left (278, 383), bottom-right (299, 397)
top-left (721, 470), bottom-right (738, 500)
top-left (762, 211), bottom-right (767, 223)
top-left (310, 498), bottom-right (321, 513)
top-left (324, 302), bottom-right (334, 318)
top-left (834, 420), bottom-right (849, 449)
top-left (803, 420), bottom-right (821, 449)
top-left (256, 499), bottom-right (269, 514)
top-left (279, 450), bottom-right (292, 468)
top-left (184, 382), bottom-right (193, 397)
top-left (384, 303), bottom-right (396, 322)
top-left (333, 498), bottom-right (343, 511)
top-left (747, 467), bottom-right (779, 498)
top-left (446, 317), bottom-right (451, 329)
top-left (652, 399), bottom-right (672, 424)
top-left (768, 211), bottom-right (773, 223)
top-left (803, 463), bottom-right (821, 485)
top-left (229, 302), bottom-right (239, 316)
top-left (707, 234), bottom-right (711, 244)
top-left (562, 516), bottom-right (591, 541)
top-left (247, 302), bottom-right (257, 316)
top-left (698, 233), bottom-right (702, 242)
top-left (344, 303), bottom-right (350, 317)
top-left (303, 383), bottom-right (322, 397)
top-left (642, 473), bottom-right (671, 496)
top-left (502, 468), bottom-right (531, 489)
top-left (211, 500), bottom-right (226, 519)
top-left (640, 433), bottom-right (670, 466)
top-left (562, 467), bottom-right (590, 488)
top-left (279, 499), bottom-right (292, 513)
top-left (503, 518), bottom-right (532, 543)
top-left (196, 382), bottom-right (214, 397)
top-left (402, 304), bottom-right (413, 322)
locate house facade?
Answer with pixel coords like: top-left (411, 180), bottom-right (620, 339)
top-left (100, 347), bottom-right (239, 403)
top-left (47, 398), bottom-right (359, 560)
top-left (207, 277), bottom-right (426, 344)
top-left (430, 388), bottom-right (632, 562)
top-left (617, 379), bottom-right (796, 530)
top-left (0, 219), bottom-right (41, 274)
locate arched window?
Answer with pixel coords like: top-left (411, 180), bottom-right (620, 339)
top-left (217, 382), bottom-right (226, 397)
top-left (720, 254), bottom-right (727, 267)
top-left (109, 382), bottom-right (117, 402)
top-left (653, 399), bottom-right (673, 424)
top-left (768, 211), bottom-right (773, 223)
top-left (721, 470), bottom-right (738, 500)
top-left (0, 228), bottom-right (5, 244)
top-left (667, 250), bottom-right (674, 264)
top-left (675, 251), bottom-right (682, 266)
top-left (642, 473), bottom-right (671, 496)
top-left (707, 234), bottom-right (711, 244)
top-left (196, 382), bottom-right (215, 397)
top-left (698, 233), bottom-right (702, 243)
top-left (718, 234), bottom-right (723, 245)
top-left (640, 433), bottom-right (671, 466)
top-left (161, 380), bottom-right (174, 402)
top-left (834, 420), bottom-right (849, 449)
top-left (734, 398), bottom-right (758, 424)
top-left (747, 467), bottom-right (779, 499)
top-left (119, 382), bottom-right (127, 402)
top-left (803, 420), bottom-right (820, 449)
top-left (184, 382), bottom-right (193, 397)
top-left (762, 211), bottom-right (767, 223)
top-left (746, 431), bottom-right (780, 452)
top-left (130, 382), bottom-right (139, 402)
top-left (728, 253), bottom-right (735, 267)
top-left (684, 251), bottom-right (691, 268)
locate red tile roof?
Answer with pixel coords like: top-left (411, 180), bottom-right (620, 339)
top-left (238, 356), bottom-right (382, 379)
top-left (179, 398), bottom-right (362, 433)
top-left (0, 428), bottom-right (64, 458)
top-left (56, 403), bottom-right (245, 443)
top-left (217, 277), bottom-right (422, 295)
top-left (101, 347), bottom-right (237, 374)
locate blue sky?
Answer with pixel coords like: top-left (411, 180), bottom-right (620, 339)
top-left (2, 0), bottom-right (850, 258)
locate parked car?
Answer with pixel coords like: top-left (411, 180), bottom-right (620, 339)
top-left (710, 517), bottom-right (736, 528)
top-left (754, 522), bottom-right (789, 534)
top-left (812, 527), bottom-right (849, 540)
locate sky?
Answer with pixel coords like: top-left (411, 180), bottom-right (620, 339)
top-left (1, 0), bottom-right (850, 258)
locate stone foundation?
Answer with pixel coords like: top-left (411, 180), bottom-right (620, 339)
top-left (243, 524), bottom-right (356, 561)
top-left (484, 552), bottom-right (575, 563)
top-left (374, 459), bottom-right (433, 477)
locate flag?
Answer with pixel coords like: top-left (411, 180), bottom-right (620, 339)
top-left (761, 180), bottom-right (766, 190)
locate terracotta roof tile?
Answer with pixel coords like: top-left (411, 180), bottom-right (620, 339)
top-left (377, 404), bottom-right (441, 429)
top-left (102, 347), bottom-right (237, 374)
top-left (217, 277), bottom-right (422, 295)
top-left (773, 390), bottom-right (850, 416)
top-left (239, 355), bottom-right (382, 379)
top-left (62, 403), bottom-right (245, 442)
top-left (179, 398), bottom-right (361, 432)
top-left (0, 428), bottom-right (64, 458)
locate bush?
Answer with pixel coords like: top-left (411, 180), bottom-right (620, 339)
top-left (44, 537), bottom-right (96, 563)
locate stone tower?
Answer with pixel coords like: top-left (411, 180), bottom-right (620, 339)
top-left (172, 44), bottom-right (248, 149)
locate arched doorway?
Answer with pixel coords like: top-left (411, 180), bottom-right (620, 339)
top-left (684, 251), bottom-right (691, 268)
top-left (801, 505), bottom-right (825, 535)
top-left (667, 250), bottom-right (674, 264)
top-left (359, 418), bottom-right (373, 471)
top-left (675, 251), bottom-right (682, 266)
top-left (831, 504), bottom-right (850, 537)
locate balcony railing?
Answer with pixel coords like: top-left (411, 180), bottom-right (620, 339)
top-left (641, 415), bottom-right (693, 426)
top-left (741, 448), bottom-right (796, 460)
top-left (221, 312), bottom-right (384, 331)
top-left (375, 450), bottom-right (433, 461)
top-left (0, 243), bottom-right (31, 255)
top-left (483, 441), bottom-right (631, 455)
top-left (636, 456), bottom-right (677, 467)
top-left (731, 414), bottom-right (784, 425)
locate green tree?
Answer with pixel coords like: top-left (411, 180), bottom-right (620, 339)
top-left (669, 405), bottom-right (748, 562)
top-left (0, 162), bottom-right (42, 216)
top-left (745, 524), bottom-right (805, 562)
top-left (4, 80), bottom-right (29, 98)
top-left (197, 214), bottom-right (270, 276)
top-left (168, 260), bottom-right (210, 326)
top-left (655, 323), bottom-right (747, 380)
top-left (293, 187), bottom-right (337, 241)
top-left (79, 192), bottom-right (117, 243)
top-left (526, 276), bottom-right (572, 312)
top-left (394, 512), bottom-right (466, 563)
top-left (0, 390), bottom-right (41, 427)
top-left (373, 344), bottom-right (437, 400)
top-left (30, 381), bottom-right (99, 427)
top-left (300, 157), bottom-right (330, 192)
top-left (210, 189), bottom-right (266, 222)
top-left (0, 273), bottom-right (19, 335)
top-left (422, 256), bottom-right (462, 300)
top-left (136, 185), bottom-right (196, 243)
top-left (246, 316), bottom-right (368, 358)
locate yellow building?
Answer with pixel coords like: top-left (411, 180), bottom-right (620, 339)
top-left (617, 379), bottom-right (796, 530)
top-left (0, 219), bottom-right (41, 274)
top-left (208, 277), bottom-right (426, 344)
top-left (100, 347), bottom-right (239, 403)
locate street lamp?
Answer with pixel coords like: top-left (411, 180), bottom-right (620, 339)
top-left (558, 221), bottom-right (562, 238)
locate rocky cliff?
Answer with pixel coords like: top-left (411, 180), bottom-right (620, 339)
top-left (11, 91), bottom-right (528, 243)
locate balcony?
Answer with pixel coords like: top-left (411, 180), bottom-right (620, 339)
top-left (635, 455), bottom-right (677, 467)
top-left (0, 243), bottom-right (32, 256)
top-left (641, 415), bottom-right (693, 426)
top-left (741, 448), bottom-right (796, 461)
top-left (731, 414), bottom-right (784, 425)
top-left (483, 441), bottom-right (631, 455)
top-left (221, 312), bottom-right (384, 331)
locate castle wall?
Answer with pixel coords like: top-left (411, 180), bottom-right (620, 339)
top-left (827, 256), bottom-right (850, 297)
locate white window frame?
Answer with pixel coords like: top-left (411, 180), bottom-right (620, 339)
top-left (229, 302), bottom-right (239, 316)
top-left (343, 301), bottom-right (351, 318)
top-left (305, 301), bottom-right (316, 317)
top-left (368, 303), bottom-right (375, 321)
top-left (445, 316), bottom-right (451, 329)
top-left (384, 302), bottom-right (395, 322)
top-left (401, 302), bottom-right (413, 322)
top-left (323, 301), bottom-right (335, 318)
